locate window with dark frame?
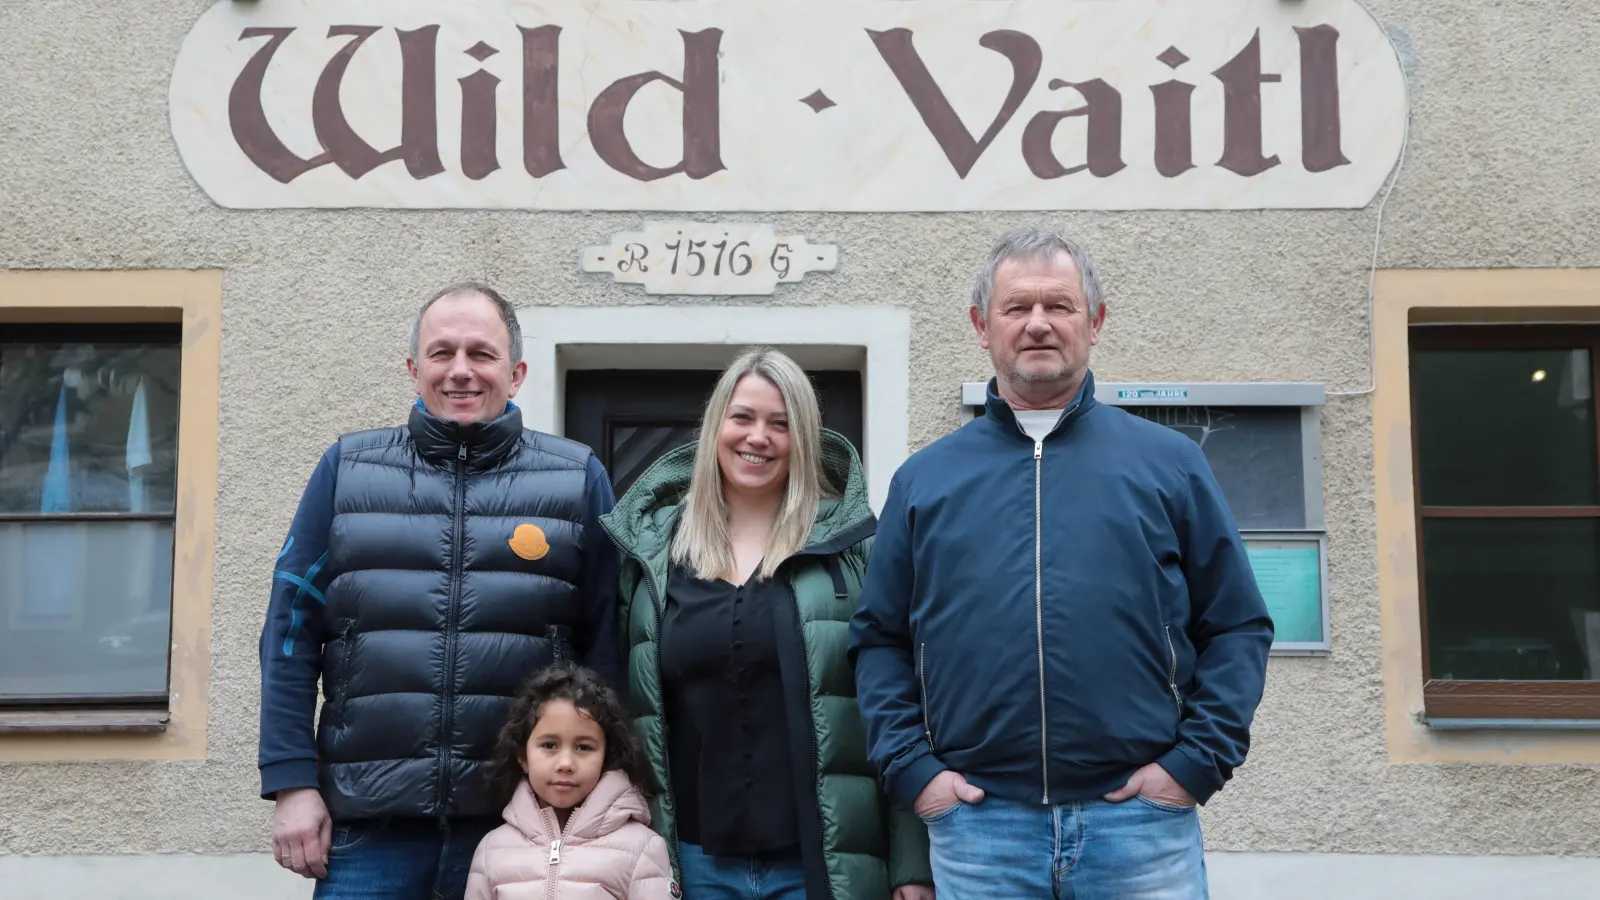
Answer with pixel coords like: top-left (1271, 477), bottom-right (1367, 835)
top-left (1411, 325), bottom-right (1600, 720)
top-left (0, 323), bottom-right (182, 711)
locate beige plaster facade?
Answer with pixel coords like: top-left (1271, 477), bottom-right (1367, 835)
top-left (5, 0), bottom-right (1600, 896)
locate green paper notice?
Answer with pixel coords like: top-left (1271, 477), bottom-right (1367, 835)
top-left (1246, 544), bottom-right (1323, 644)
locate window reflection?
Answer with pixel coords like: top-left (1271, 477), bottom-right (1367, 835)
top-left (1413, 347), bottom-right (1597, 507)
top-left (0, 521), bottom-right (175, 699)
top-left (1424, 517), bottom-right (1600, 681)
top-left (0, 332), bottom-right (181, 515)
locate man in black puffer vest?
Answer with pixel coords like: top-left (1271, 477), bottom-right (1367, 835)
top-left (257, 282), bottom-right (620, 899)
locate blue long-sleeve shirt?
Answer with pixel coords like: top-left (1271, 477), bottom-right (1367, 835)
top-left (257, 442), bottom-right (621, 799)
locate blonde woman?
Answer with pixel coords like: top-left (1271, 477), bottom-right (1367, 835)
top-left (601, 347), bottom-right (933, 900)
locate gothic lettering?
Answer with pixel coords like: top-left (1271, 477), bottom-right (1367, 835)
top-left (208, 8), bottom-right (1379, 204)
top-left (460, 42), bottom-right (501, 180)
top-left (1296, 24), bottom-right (1350, 172)
top-left (229, 28), bottom-right (331, 184)
top-left (586, 28), bottom-right (725, 181)
top-left (1151, 47), bottom-right (1196, 178)
top-left (1020, 79), bottom-right (1125, 179)
top-left (1212, 30), bottom-right (1281, 177)
top-left (312, 25), bottom-right (445, 180)
top-left (868, 28), bottom-right (1042, 178)
top-left (520, 25), bottom-right (565, 178)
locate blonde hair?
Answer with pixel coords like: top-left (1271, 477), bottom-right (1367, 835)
top-left (670, 347), bottom-right (832, 582)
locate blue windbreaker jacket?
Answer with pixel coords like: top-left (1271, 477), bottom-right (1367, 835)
top-left (849, 371), bottom-right (1274, 808)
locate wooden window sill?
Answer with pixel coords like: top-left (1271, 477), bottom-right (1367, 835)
top-left (1423, 679), bottom-right (1600, 720)
top-left (0, 709), bottom-right (169, 734)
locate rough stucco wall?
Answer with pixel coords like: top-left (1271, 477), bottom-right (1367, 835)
top-left (3, 0), bottom-right (1600, 858)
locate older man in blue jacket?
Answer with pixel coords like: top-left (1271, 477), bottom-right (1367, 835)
top-left (850, 227), bottom-right (1273, 899)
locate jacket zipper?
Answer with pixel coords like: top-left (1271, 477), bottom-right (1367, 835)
top-left (1032, 439), bottom-right (1048, 805)
top-left (918, 643), bottom-right (935, 753)
top-left (1010, 403), bottom-right (1080, 806)
top-left (437, 440), bottom-right (468, 818)
top-left (1163, 625), bottom-right (1183, 716)
top-left (543, 804), bottom-right (572, 900)
top-left (598, 521), bottom-right (683, 884)
top-left (784, 579), bottom-right (839, 900)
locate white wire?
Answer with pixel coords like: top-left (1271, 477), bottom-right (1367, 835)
top-left (1326, 0), bottom-right (1411, 398)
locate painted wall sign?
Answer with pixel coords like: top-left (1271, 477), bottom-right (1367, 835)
top-left (580, 222), bottom-right (837, 295)
top-left (169, 0), bottom-right (1407, 211)
top-left (1118, 388), bottom-right (1191, 401)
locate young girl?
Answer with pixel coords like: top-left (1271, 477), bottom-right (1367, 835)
top-left (465, 662), bottom-right (676, 900)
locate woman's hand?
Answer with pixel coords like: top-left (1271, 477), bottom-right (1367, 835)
top-left (893, 886), bottom-right (935, 900)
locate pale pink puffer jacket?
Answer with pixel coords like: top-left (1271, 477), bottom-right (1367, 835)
top-left (465, 770), bottom-right (676, 900)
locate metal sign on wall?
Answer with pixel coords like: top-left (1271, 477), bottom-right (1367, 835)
top-left (169, 0), bottom-right (1407, 211)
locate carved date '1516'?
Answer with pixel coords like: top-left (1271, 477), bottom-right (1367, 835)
top-left (580, 224), bottom-right (838, 296)
top-left (230, 23), bottom-right (1348, 185)
top-left (617, 237), bottom-right (801, 279)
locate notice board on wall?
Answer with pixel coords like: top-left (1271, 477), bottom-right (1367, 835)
top-left (1243, 535), bottom-right (1329, 653)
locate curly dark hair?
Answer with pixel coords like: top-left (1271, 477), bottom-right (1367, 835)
top-left (486, 662), bottom-right (653, 805)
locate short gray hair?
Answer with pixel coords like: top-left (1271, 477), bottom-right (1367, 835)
top-left (408, 281), bottom-right (523, 364)
top-left (971, 226), bottom-right (1104, 318)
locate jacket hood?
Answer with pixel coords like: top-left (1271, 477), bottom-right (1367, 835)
top-left (503, 770), bottom-right (652, 842)
top-left (600, 427), bottom-right (874, 563)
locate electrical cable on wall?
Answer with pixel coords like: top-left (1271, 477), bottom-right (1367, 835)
top-left (1326, 0), bottom-right (1412, 399)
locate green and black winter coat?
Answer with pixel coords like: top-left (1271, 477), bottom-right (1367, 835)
top-left (599, 430), bottom-right (933, 900)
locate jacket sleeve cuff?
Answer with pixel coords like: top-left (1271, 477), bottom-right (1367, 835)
top-left (260, 760), bottom-right (320, 800)
top-left (887, 748), bottom-right (948, 810)
top-left (1156, 745), bottom-right (1221, 806)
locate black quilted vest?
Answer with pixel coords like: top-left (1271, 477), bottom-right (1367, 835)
top-left (316, 402), bottom-right (592, 821)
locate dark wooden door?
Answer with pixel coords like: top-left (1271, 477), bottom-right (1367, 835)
top-left (564, 369), bottom-right (864, 496)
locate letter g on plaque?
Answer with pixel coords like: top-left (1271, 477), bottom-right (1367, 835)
top-left (580, 222), bottom-right (838, 296)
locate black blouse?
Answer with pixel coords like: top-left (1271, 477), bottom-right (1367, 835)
top-left (660, 562), bottom-right (800, 856)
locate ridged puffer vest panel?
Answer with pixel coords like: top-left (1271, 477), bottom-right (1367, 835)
top-left (316, 404), bottom-right (593, 821)
top-left (600, 432), bottom-right (934, 899)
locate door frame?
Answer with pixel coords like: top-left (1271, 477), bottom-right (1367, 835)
top-left (513, 306), bottom-right (910, 512)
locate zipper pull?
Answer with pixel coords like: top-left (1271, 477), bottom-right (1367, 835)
top-left (1034, 442), bottom-right (1043, 460)
top-left (549, 838), bottom-right (561, 865)
top-left (458, 442), bottom-right (467, 461)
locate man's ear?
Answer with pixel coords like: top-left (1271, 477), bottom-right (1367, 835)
top-left (406, 356), bottom-right (422, 395)
top-left (969, 305), bottom-right (990, 351)
top-left (1089, 303), bottom-right (1108, 346)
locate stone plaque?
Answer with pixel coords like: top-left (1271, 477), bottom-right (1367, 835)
top-left (170, 0), bottom-right (1408, 210)
top-left (580, 223), bottom-right (837, 295)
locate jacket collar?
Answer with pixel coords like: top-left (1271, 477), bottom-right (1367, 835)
top-left (407, 399), bottom-right (524, 470)
top-left (983, 369), bottom-right (1098, 438)
top-left (600, 428), bottom-right (875, 565)
top-left (503, 770), bottom-right (651, 842)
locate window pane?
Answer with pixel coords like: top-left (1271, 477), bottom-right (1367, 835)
top-left (1423, 517), bottom-right (1600, 681)
top-left (1413, 347), bottom-right (1597, 506)
top-left (1124, 405), bottom-right (1306, 529)
top-left (0, 521), bottom-right (173, 699)
top-left (0, 333), bottom-right (181, 515)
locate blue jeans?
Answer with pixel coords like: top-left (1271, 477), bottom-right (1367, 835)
top-left (678, 842), bottom-right (806, 900)
top-left (312, 817), bottom-right (499, 900)
top-left (923, 794), bottom-right (1208, 900)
